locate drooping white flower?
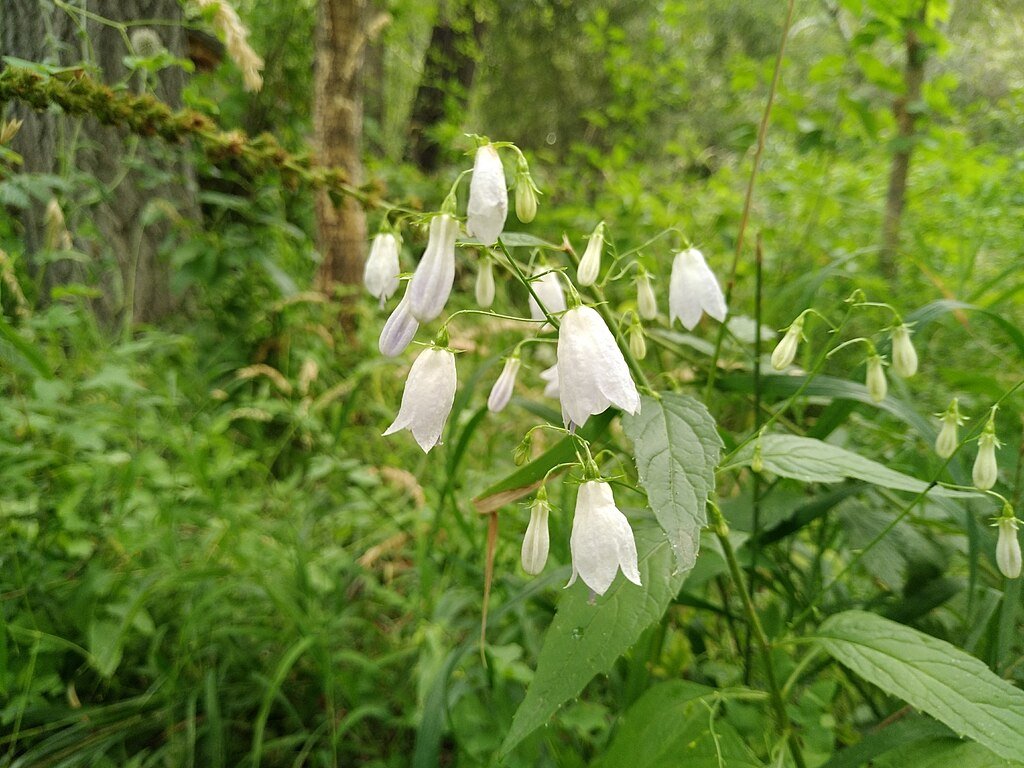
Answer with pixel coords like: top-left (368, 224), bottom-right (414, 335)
top-left (364, 232), bottom-right (401, 306)
top-left (973, 422), bottom-right (1000, 490)
top-left (487, 357), bottom-right (521, 413)
top-left (539, 364), bottom-right (559, 398)
top-left (567, 480), bottom-right (641, 595)
top-left (378, 291), bottom-right (419, 357)
top-left (866, 354), bottom-right (887, 403)
top-left (407, 214), bottom-right (459, 322)
top-left (466, 144), bottom-right (507, 245)
top-left (577, 222), bottom-right (605, 287)
top-left (557, 306), bottom-right (641, 428)
top-left (528, 269), bottom-right (566, 331)
top-left (771, 316), bottom-right (804, 371)
top-left (934, 398), bottom-right (964, 459)
top-left (996, 515), bottom-right (1022, 579)
top-left (383, 346), bottom-right (457, 452)
top-left (521, 491), bottom-right (551, 575)
top-left (668, 247), bottom-right (727, 331)
top-left (475, 257), bottom-right (495, 308)
top-left (636, 270), bottom-right (658, 320)
top-left (890, 323), bottom-right (918, 378)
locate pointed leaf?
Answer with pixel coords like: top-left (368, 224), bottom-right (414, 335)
top-left (622, 393), bottom-right (722, 570)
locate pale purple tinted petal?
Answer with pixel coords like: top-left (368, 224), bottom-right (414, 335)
top-left (378, 293), bottom-right (419, 357)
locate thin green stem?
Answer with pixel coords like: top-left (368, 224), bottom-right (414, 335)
top-left (709, 503), bottom-right (808, 768)
top-left (494, 239), bottom-right (561, 331)
top-left (705, 0), bottom-right (797, 401)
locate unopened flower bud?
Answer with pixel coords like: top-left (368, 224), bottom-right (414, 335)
top-left (866, 354), bottom-right (887, 403)
top-left (636, 270), bottom-right (657, 320)
top-left (1, 118), bottom-right (23, 145)
top-left (487, 356), bottom-right (521, 413)
top-left (751, 442), bottom-right (764, 473)
top-left (973, 413), bottom-right (1000, 490)
top-left (514, 156), bottom-right (539, 223)
top-left (890, 323), bottom-right (918, 378)
top-left (771, 316), bottom-right (804, 371)
top-left (934, 398), bottom-right (964, 459)
top-left (996, 512), bottom-right (1021, 579)
top-left (475, 256), bottom-right (495, 308)
top-left (521, 489), bottom-right (551, 575)
top-left (628, 324), bottom-right (647, 360)
top-left (577, 222), bottom-right (605, 287)
top-left (378, 292), bottom-right (419, 357)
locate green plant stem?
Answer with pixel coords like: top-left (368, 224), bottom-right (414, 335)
top-left (709, 503), bottom-right (808, 768)
top-left (705, 0), bottom-right (797, 401)
top-left (494, 239), bottom-right (561, 331)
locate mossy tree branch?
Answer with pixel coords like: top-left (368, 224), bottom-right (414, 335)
top-left (0, 64), bottom-right (395, 210)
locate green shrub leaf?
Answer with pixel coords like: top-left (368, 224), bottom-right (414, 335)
top-left (813, 611), bottom-right (1024, 760)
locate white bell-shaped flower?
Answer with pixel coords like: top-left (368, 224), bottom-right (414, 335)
top-left (408, 214), bottom-right (459, 322)
top-left (487, 357), bottom-right (521, 413)
top-left (577, 222), bottom-right (605, 287)
top-left (996, 515), bottom-right (1022, 579)
top-left (364, 233), bottom-right (401, 306)
top-left (528, 269), bottom-right (566, 331)
top-left (866, 354), bottom-right (887, 403)
top-left (557, 306), bottom-right (641, 428)
top-left (378, 291), bottom-right (419, 357)
top-left (567, 480), bottom-right (641, 595)
top-left (771, 316), bottom-right (804, 371)
top-left (521, 491), bottom-right (551, 575)
top-left (669, 247), bottom-right (727, 331)
top-left (636, 270), bottom-right (658, 320)
top-left (383, 346), bottom-right (457, 452)
top-left (974, 429), bottom-right (999, 490)
top-left (890, 323), bottom-right (918, 378)
top-left (466, 144), bottom-right (507, 245)
top-left (539, 363), bottom-right (559, 398)
top-left (475, 257), bottom-right (495, 308)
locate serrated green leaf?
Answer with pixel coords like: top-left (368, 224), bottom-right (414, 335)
top-left (723, 434), bottom-right (976, 499)
top-left (622, 393), bottom-right (722, 570)
top-left (813, 611), bottom-right (1024, 761)
top-left (594, 680), bottom-right (764, 768)
top-left (501, 524), bottom-right (688, 756)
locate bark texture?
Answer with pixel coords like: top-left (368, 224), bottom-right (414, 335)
top-left (406, 0), bottom-right (485, 172)
top-left (1, 0), bottom-right (198, 325)
top-left (313, 0), bottom-right (369, 294)
top-left (878, 2), bottom-right (929, 281)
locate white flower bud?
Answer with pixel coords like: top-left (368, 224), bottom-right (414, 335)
top-left (577, 222), bottom-right (605, 287)
top-left (383, 346), bottom-right (457, 453)
top-left (636, 271), bottom-right (657, 320)
top-left (996, 516), bottom-right (1022, 579)
top-left (539, 364), bottom-right (559, 399)
top-left (475, 257), bottom-right (495, 308)
top-left (890, 323), bottom-right (918, 378)
top-left (973, 431), bottom-right (999, 490)
top-left (866, 354), bottom-right (887, 403)
top-left (364, 233), bottom-right (401, 306)
top-left (487, 357), bottom-right (521, 413)
top-left (628, 324), bottom-right (647, 361)
top-left (557, 306), bottom-right (640, 428)
top-left (378, 292), bottom-right (419, 358)
top-left (567, 480), bottom-right (641, 595)
top-left (408, 214), bottom-right (459, 322)
top-left (668, 248), bottom-right (727, 331)
top-left (935, 418), bottom-right (958, 459)
top-left (528, 269), bottom-right (566, 331)
top-left (466, 144), bottom-right (508, 245)
top-left (771, 317), bottom-right (804, 371)
top-left (521, 492), bottom-right (550, 575)
top-left (515, 177), bottom-right (538, 223)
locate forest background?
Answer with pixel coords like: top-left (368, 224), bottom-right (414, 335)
top-left (1, 0), bottom-right (1024, 766)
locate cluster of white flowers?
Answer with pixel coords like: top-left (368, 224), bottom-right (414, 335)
top-left (361, 139), bottom-right (743, 595)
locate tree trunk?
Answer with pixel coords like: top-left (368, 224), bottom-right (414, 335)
top-left (406, 0), bottom-right (486, 172)
top-left (1, 0), bottom-right (198, 325)
top-left (878, 2), bottom-right (928, 281)
top-left (313, 0), bottom-right (369, 297)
